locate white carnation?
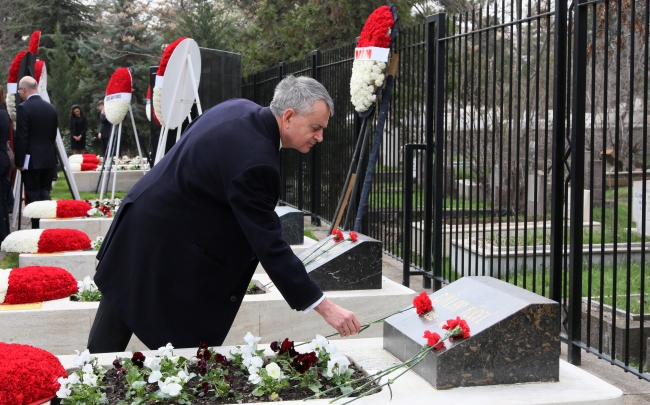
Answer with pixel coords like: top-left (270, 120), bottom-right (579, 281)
top-left (68, 155), bottom-right (83, 164)
top-left (104, 98), bottom-right (129, 125)
top-left (145, 102), bottom-right (151, 121)
top-left (1, 229), bottom-right (44, 253)
top-left (23, 201), bottom-right (57, 219)
top-left (350, 59), bottom-right (387, 112)
top-left (153, 87), bottom-right (165, 127)
top-left (6, 94), bottom-right (16, 122)
top-left (70, 163), bottom-right (81, 172)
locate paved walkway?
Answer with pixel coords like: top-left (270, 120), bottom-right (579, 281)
top-left (305, 217), bottom-right (650, 405)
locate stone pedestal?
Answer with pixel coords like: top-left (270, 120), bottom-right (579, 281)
top-left (254, 236), bottom-right (317, 274)
top-left (566, 187), bottom-right (592, 222)
top-left (72, 170), bottom-right (146, 192)
top-left (298, 233), bottom-right (382, 291)
top-left (384, 276), bottom-right (560, 389)
top-left (632, 181), bottom-right (650, 234)
top-left (19, 251), bottom-right (96, 280)
top-left (40, 217), bottom-right (113, 240)
top-left (275, 206), bottom-right (303, 245)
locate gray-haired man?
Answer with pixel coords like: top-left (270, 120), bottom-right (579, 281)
top-left (89, 76), bottom-right (361, 353)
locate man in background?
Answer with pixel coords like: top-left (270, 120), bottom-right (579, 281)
top-left (14, 76), bottom-right (58, 229)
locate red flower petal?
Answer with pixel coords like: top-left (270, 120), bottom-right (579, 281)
top-left (37, 229), bottom-right (91, 253)
top-left (8, 50), bottom-right (27, 84)
top-left (106, 67), bottom-right (132, 96)
top-left (28, 30), bottom-right (41, 55)
top-left (357, 6), bottom-right (395, 48)
top-left (349, 231), bottom-right (358, 242)
top-left (413, 292), bottom-right (432, 315)
top-left (56, 200), bottom-right (92, 218)
top-left (0, 342), bottom-right (67, 405)
top-left (157, 37), bottom-right (188, 76)
top-left (423, 330), bottom-right (444, 349)
top-left (4, 266), bottom-right (78, 304)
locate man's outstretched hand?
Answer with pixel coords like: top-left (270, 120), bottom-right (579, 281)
top-left (314, 297), bottom-right (361, 337)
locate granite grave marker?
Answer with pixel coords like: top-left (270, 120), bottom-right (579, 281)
top-left (384, 276), bottom-right (560, 389)
top-left (297, 232), bottom-right (382, 291)
top-left (275, 206), bottom-right (304, 245)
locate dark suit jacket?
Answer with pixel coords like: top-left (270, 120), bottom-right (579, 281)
top-left (14, 95), bottom-right (58, 169)
top-left (94, 99), bottom-right (324, 349)
top-left (0, 105), bottom-right (11, 169)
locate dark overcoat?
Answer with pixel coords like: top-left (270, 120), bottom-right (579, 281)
top-left (94, 99), bottom-right (324, 349)
top-left (14, 95), bottom-right (57, 169)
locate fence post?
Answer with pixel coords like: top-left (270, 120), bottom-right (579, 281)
top-left (424, 14), bottom-right (445, 290)
top-left (550, 0), bottom-right (568, 308)
top-left (252, 73), bottom-right (258, 105)
top-left (311, 50), bottom-right (322, 225)
top-left (431, 13), bottom-right (446, 291)
top-left (567, 0), bottom-right (588, 366)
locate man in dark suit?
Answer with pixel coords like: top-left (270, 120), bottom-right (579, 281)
top-left (88, 76), bottom-right (361, 353)
top-left (14, 76), bottom-right (58, 229)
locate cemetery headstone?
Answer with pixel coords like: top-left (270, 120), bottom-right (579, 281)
top-left (275, 206), bottom-right (304, 245)
top-left (384, 276), bottom-right (560, 389)
top-left (298, 233), bottom-right (382, 291)
top-left (632, 181), bottom-right (650, 235)
top-left (527, 170), bottom-right (546, 217)
top-left (585, 160), bottom-right (603, 202)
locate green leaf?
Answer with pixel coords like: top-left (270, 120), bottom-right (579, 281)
top-left (340, 385), bottom-right (354, 396)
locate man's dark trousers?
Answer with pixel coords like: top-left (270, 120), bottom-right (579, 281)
top-left (22, 168), bottom-right (53, 228)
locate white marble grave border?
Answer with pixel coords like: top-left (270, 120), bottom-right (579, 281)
top-left (51, 338), bottom-right (623, 405)
top-left (19, 251), bottom-right (97, 280)
top-left (40, 217), bottom-right (113, 240)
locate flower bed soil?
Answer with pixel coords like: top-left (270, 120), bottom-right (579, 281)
top-left (246, 285), bottom-right (265, 295)
top-left (92, 362), bottom-right (372, 404)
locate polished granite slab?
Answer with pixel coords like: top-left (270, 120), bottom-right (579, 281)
top-left (275, 206), bottom-right (303, 245)
top-left (384, 276), bottom-right (560, 389)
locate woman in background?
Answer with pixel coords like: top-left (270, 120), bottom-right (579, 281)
top-left (0, 86), bottom-right (13, 241)
top-left (69, 104), bottom-right (87, 154)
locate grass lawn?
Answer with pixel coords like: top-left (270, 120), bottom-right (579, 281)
top-left (0, 252), bottom-right (18, 269)
top-left (50, 171), bottom-right (126, 200)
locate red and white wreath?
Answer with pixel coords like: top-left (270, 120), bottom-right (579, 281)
top-left (5, 31), bottom-right (41, 123)
top-left (145, 86), bottom-right (151, 121)
top-left (1, 229), bottom-right (91, 254)
top-left (104, 67), bottom-right (133, 125)
top-left (68, 154), bottom-right (100, 172)
top-left (153, 37), bottom-right (187, 127)
top-left (350, 6), bottom-right (397, 114)
top-left (23, 200), bottom-right (93, 219)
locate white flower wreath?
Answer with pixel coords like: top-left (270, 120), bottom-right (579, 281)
top-left (350, 60), bottom-right (387, 113)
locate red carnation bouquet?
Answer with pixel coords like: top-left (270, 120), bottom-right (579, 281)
top-left (350, 5), bottom-right (397, 115)
top-left (153, 37), bottom-right (187, 127)
top-left (104, 67), bottom-right (133, 125)
top-left (0, 266), bottom-right (78, 305)
top-left (0, 342), bottom-right (67, 405)
top-left (1, 229), bottom-right (92, 253)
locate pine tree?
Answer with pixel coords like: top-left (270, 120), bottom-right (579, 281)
top-left (175, 0), bottom-right (237, 51)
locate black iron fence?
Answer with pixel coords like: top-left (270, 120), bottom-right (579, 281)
top-left (242, 0), bottom-right (650, 378)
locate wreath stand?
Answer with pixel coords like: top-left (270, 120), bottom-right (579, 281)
top-left (154, 39), bottom-right (202, 165)
top-left (12, 58), bottom-right (81, 230)
top-left (96, 104), bottom-right (146, 201)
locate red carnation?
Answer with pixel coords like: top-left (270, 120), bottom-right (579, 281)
top-left (82, 154), bottom-right (100, 164)
top-left (332, 228), bottom-right (344, 242)
top-left (349, 231), bottom-right (358, 242)
top-left (157, 37), bottom-right (188, 76)
top-left (423, 330), bottom-right (444, 349)
top-left (28, 30), bottom-right (41, 55)
top-left (8, 50), bottom-right (27, 85)
top-left (56, 200), bottom-right (92, 218)
top-left (442, 316), bottom-right (471, 339)
top-left (2, 266), bottom-right (78, 304)
top-left (34, 60), bottom-right (45, 84)
top-left (105, 67), bottom-right (132, 97)
top-left (80, 163), bottom-right (98, 171)
top-left (413, 291), bottom-right (432, 315)
top-left (357, 5), bottom-right (395, 48)
top-left (0, 342), bottom-right (67, 405)
top-left (37, 229), bottom-right (91, 253)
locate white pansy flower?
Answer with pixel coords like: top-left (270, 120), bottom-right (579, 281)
top-left (265, 362), bottom-right (284, 381)
top-left (158, 376), bottom-right (182, 397)
top-left (144, 357), bottom-right (161, 371)
top-left (177, 370), bottom-right (191, 383)
top-left (325, 352), bottom-right (351, 377)
top-left (230, 346), bottom-right (242, 355)
top-left (158, 343), bottom-right (174, 358)
top-left (241, 351), bottom-right (253, 367)
top-left (78, 276), bottom-right (97, 293)
top-left (68, 373), bottom-right (80, 385)
top-left (73, 349), bottom-right (95, 366)
top-left (82, 364), bottom-right (93, 375)
top-left (243, 332), bottom-right (261, 347)
top-left (248, 364), bottom-right (260, 375)
top-left (325, 342), bottom-right (338, 354)
top-left (148, 370), bottom-right (162, 383)
top-left (248, 373), bottom-right (262, 385)
top-left (309, 334), bottom-right (329, 351)
top-left (82, 372), bottom-right (98, 387)
top-left (56, 377), bottom-right (72, 398)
